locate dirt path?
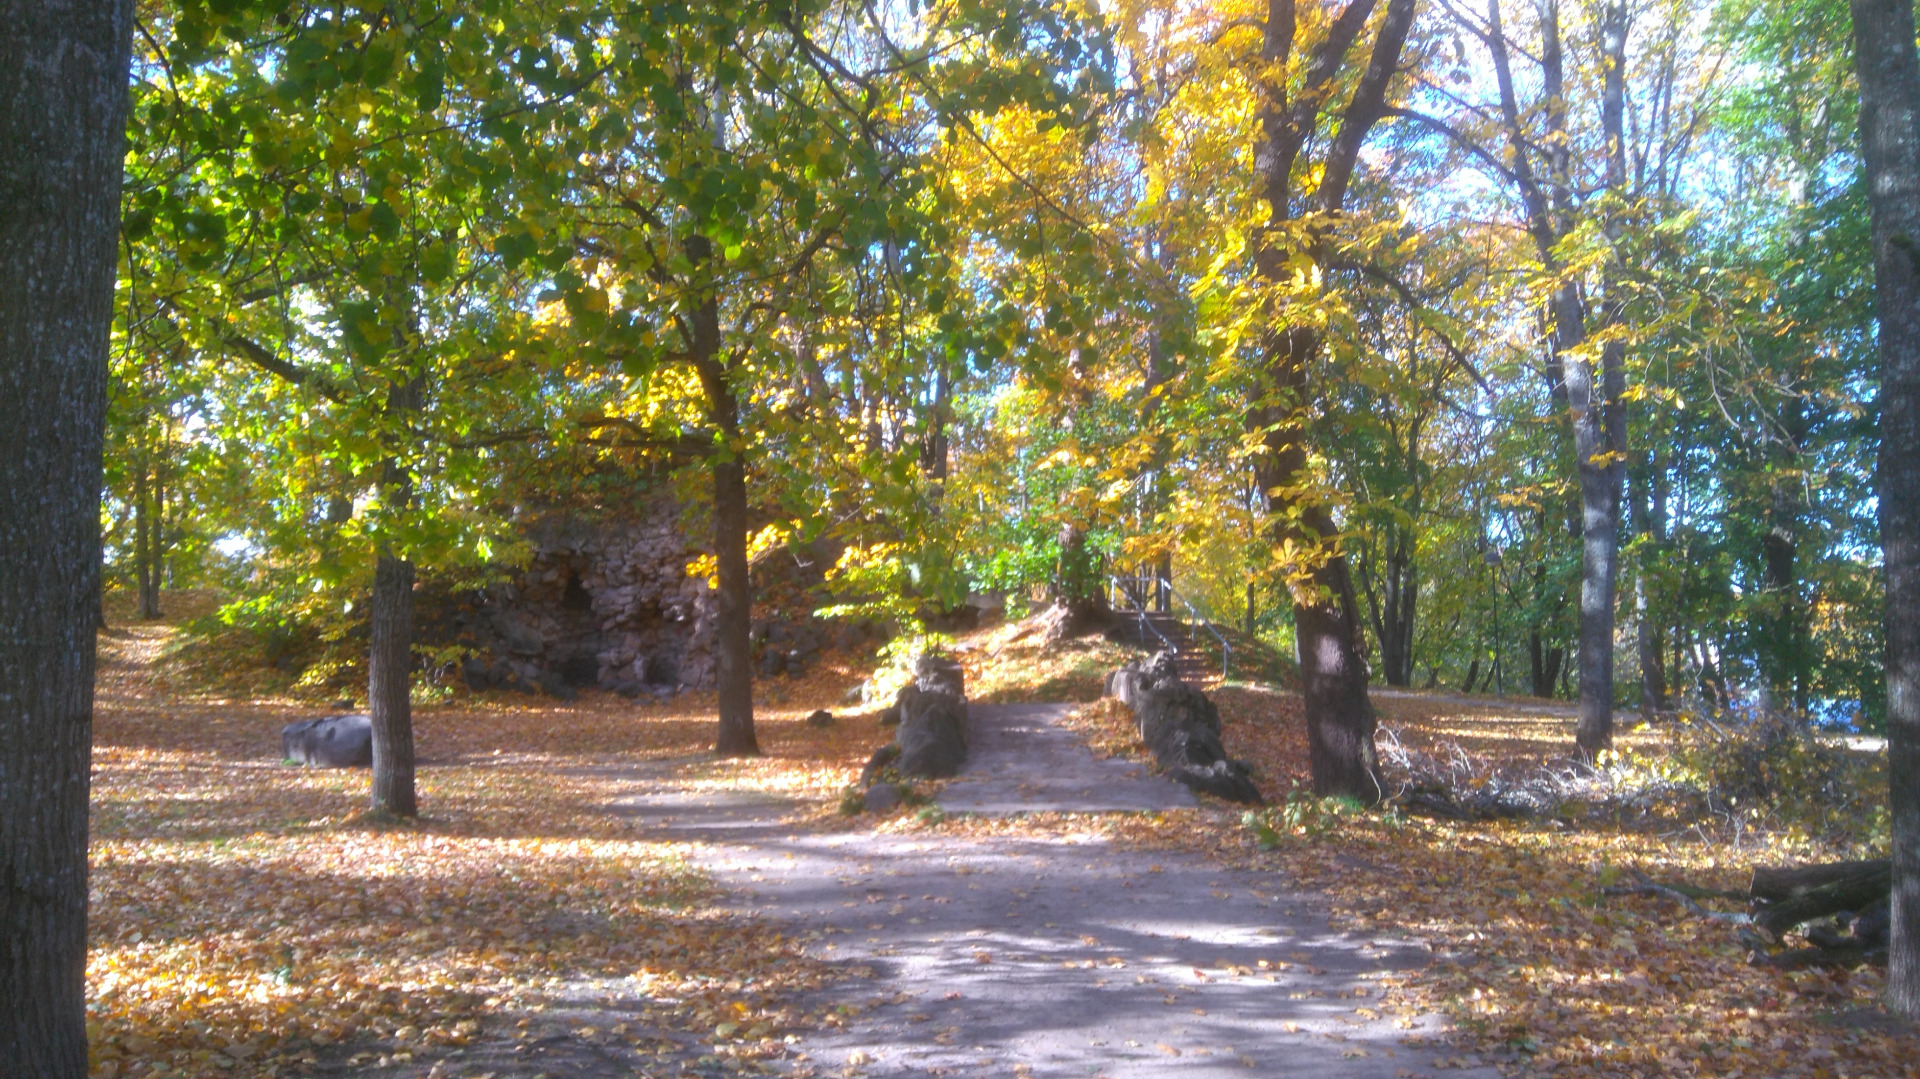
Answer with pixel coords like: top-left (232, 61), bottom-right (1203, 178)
top-left (618, 704), bottom-right (1503, 1078)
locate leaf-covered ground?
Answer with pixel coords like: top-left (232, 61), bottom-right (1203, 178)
top-left (88, 610), bottom-right (889, 1078)
top-left (88, 602), bottom-right (1920, 1078)
top-left (1051, 672), bottom-right (1916, 1077)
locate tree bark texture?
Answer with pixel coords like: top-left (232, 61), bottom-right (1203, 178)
top-left (367, 553), bottom-right (418, 817)
top-left (711, 454), bottom-right (758, 756)
top-left (687, 278), bottom-right (758, 758)
top-left (1849, 0), bottom-right (1920, 1015)
top-left (1565, 298), bottom-right (1626, 754)
top-left (366, 352), bottom-right (423, 818)
top-left (0, 0), bottom-right (134, 1070)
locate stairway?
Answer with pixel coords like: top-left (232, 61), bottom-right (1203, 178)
top-left (1114, 611), bottom-right (1220, 682)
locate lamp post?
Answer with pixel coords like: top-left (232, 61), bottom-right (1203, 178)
top-left (1485, 546), bottom-right (1505, 697)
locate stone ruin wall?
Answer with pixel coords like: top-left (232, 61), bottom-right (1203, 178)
top-left (454, 513), bottom-right (714, 698)
top-left (451, 509), bottom-right (875, 699)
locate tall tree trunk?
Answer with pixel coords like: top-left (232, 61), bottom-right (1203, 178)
top-left (1255, 328), bottom-right (1380, 799)
top-left (1849, 0), bottom-right (1920, 1016)
top-left (0, 0), bottom-right (134, 1069)
top-left (366, 303), bottom-right (423, 817)
top-left (687, 270), bottom-right (757, 758)
top-left (1577, 0), bottom-right (1631, 752)
top-left (1631, 470), bottom-right (1667, 716)
top-left (1485, 0), bottom-right (1628, 752)
top-left (1252, 0), bottom-right (1415, 802)
top-left (367, 551), bottom-right (417, 818)
top-left (133, 446), bottom-right (162, 619)
top-left (711, 452), bottom-right (757, 756)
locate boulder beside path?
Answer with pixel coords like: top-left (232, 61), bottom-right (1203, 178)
top-left (281, 714), bottom-right (373, 768)
top-left (854, 652), bottom-right (972, 810)
top-left (1106, 652), bottom-right (1262, 804)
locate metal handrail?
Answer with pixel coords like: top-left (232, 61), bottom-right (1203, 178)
top-left (1164, 582), bottom-right (1233, 683)
top-left (1107, 575), bottom-right (1179, 655)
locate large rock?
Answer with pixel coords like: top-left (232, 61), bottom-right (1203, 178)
top-left (893, 684), bottom-right (969, 778)
top-left (1106, 652), bottom-right (1262, 805)
top-left (281, 714), bottom-right (373, 768)
top-left (864, 782), bottom-right (905, 813)
top-left (1135, 681), bottom-right (1222, 753)
top-left (913, 653), bottom-right (966, 697)
top-left (1149, 721), bottom-right (1263, 804)
top-left (860, 743), bottom-right (901, 787)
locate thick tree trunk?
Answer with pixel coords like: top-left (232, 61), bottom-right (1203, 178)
top-left (1250, 0), bottom-right (1414, 802)
top-left (1295, 558), bottom-right (1380, 798)
top-left (1486, 0), bottom-right (1627, 752)
top-left (0, 0), bottom-right (134, 1069)
top-left (1849, 0), bottom-right (1920, 1015)
top-left (366, 348), bottom-right (423, 817)
top-left (1256, 329), bottom-right (1381, 801)
top-left (711, 453), bottom-right (758, 756)
top-left (1566, 308), bottom-right (1625, 754)
top-left (367, 552), bottom-right (418, 818)
top-left (1579, 0), bottom-right (1631, 751)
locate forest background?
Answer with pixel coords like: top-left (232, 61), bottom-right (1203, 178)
top-left (110, 0), bottom-right (1886, 748)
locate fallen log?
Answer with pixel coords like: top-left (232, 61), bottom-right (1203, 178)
top-left (1603, 859), bottom-right (1893, 969)
top-left (1600, 878), bottom-right (1753, 924)
top-left (1750, 859), bottom-right (1888, 902)
top-left (1751, 860), bottom-right (1890, 936)
top-left (1751, 943), bottom-right (1887, 971)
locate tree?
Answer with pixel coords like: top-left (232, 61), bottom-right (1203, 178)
top-left (1249, 0), bottom-right (1418, 800)
top-left (0, 0), bottom-right (134, 1070)
top-left (124, 0), bottom-right (576, 815)
top-left (1846, 0), bottom-right (1920, 1017)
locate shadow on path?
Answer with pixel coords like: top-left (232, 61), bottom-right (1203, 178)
top-left (655, 703), bottom-right (1505, 1078)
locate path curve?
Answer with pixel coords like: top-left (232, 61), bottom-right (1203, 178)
top-left (634, 703), bottom-right (1503, 1078)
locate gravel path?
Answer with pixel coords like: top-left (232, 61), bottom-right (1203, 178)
top-left (619, 703), bottom-right (1503, 1078)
